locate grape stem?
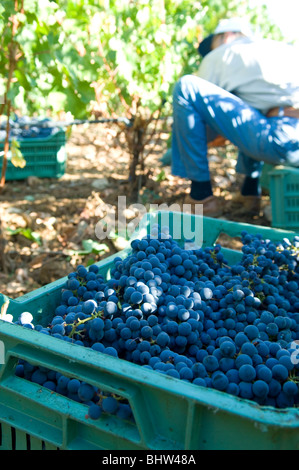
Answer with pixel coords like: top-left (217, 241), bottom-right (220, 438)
top-left (67, 310), bottom-right (104, 338)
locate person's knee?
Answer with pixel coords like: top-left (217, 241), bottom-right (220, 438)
top-left (176, 74), bottom-right (200, 89)
top-left (285, 149), bottom-right (299, 167)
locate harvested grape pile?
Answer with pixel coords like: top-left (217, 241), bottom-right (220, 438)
top-left (0, 116), bottom-right (61, 141)
top-left (4, 226), bottom-right (299, 421)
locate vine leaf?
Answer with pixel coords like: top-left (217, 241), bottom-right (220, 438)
top-left (10, 138), bottom-right (26, 168)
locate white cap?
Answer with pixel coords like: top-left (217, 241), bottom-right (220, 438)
top-left (198, 17), bottom-right (255, 58)
top-left (214, 17), bottom-right (254, 37)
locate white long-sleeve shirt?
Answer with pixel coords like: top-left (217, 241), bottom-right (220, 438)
top-left (197, 37), bottom-right (299, 115)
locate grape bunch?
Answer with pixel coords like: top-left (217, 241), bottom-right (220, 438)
top-left (14, 358), bottom-right (133, 422)
top-left (10, 226), bottom-right (299, 419)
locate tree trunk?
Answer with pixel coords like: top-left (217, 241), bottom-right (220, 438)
top-left (128, 127), bottom-right (144, 198)
top-left (0, 213), bottom-right (7, 273)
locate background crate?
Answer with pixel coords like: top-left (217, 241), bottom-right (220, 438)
top-left (0, 213), bottom-right (298, 450)
top-left (269, 165), bottom-right (299, 231)
top-left (0, 130), bottom-right (67, 180)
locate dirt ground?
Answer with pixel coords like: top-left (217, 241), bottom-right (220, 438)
top-left (0, 122), bottom-right (272, 299)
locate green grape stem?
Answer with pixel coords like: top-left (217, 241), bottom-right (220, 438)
top-left (67, 310), bottom-right (104, 338)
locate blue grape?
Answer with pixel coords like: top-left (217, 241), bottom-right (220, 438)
top-left (244, 325), bottom-right (259, 341)
top-left (203, 355), bottom-right (219, 373)
top-left (283, 381), bottom-right (298, 396)
top-left (272, 364), bottom-right (289, 382)
top-left (235, 354), bottom-right (253, 369)
top-left (266, 323), bottom-right (279, 337)
top-left (276, 391), bottom-right (294, 408)
top-left (278, 354), bottom-right (294, 372)
top-left (102, 396), bottom-right (119, 414)
top-left (67, 379), bottom-right (81, 394)
top-left (170, 254), bottom-right (182, 266)
top-left (252, 380), bottom-right (269, 398)
top-left (57, 375), bottom-right (70, 389)
top-left (78, 383), bottom-right (96, 402)
top-left (256, 365), bottom-right (272, 383)
top-left (130, 291), bottom-right (143, 305)
top-left (235, 332), bottom-right (249, 348)
top-left (226, 382), bottom-right (239, 396)
top-left (141, 326), bottom-right (153, 339)
top-left (219, 357), bottom-right (235, 372)
top-left (191, 363), bottom-right (208, 378)
top-left (116, 403), bottom-right (133, 420)
top-left (212, 371), bottom-right (229, 391)
top-left (90, 317), bottom-right (104, 332)
top-left (238, 364), bottom-right (256, 382)
top-left (15, 364), bottom-right (25, 377)
top-left (193, 377), bottom-right (206, 387)
top-left (219, 340), bottom-right (236, 358)
top-left (31, 369), bottom-right (47, 385)
top-left (179, 367), bottom-right (193, 381)
top-left (239, 381), bottom-right (253, 399)
top-left (156, 332), bottom-right (170, 347)
top-left (88, 403), bottom-right (102, 420)
top-left (178, 322), bottom-right (192, 337)
top-left (105, 347), bottom-right (118, 357)
top-left (51, 323), bottom-right (65, 336)
top-left (68, 278), bottom-right (80, 291)
top-left (19, 312), bottom-right (33, 325)
top-left (43, 380), bottom-right (56, 391)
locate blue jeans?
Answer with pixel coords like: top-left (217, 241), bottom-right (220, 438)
top-left (171, 74), bottom-right (299, 182)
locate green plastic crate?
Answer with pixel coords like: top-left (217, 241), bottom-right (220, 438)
top-left (269, 166), bottom-right (299, 231)
top-left (0, 212), bottom-right (298, 451)
top-left (260, 163), bottom-right (275, 191)
top-left (0, 130), bottom-right (67, 180)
